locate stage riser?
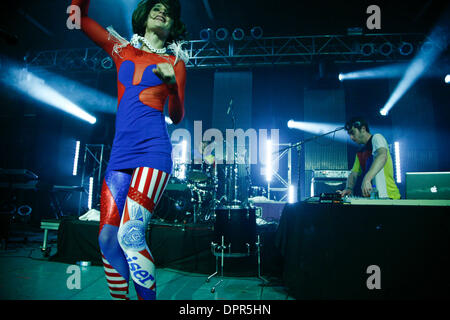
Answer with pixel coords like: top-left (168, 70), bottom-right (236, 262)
top-left (276, 203), bottom-right (450, 299)
top-left (50, 218), bottom-right (282, 278)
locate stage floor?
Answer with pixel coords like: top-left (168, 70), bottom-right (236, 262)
top-left (0, 224), bottom-right (293, 300)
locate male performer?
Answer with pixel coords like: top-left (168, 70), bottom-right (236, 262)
top-left (337, 117), bottom-right (400, 199)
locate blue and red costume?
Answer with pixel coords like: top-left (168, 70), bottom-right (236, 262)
top-left (72, 0), bottom-right (186, 300)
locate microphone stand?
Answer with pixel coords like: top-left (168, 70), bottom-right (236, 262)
top-left (277, 127), bottom-right (345, 202)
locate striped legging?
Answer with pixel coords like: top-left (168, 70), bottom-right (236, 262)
top-left (98, 167), bottom-right (170, 300)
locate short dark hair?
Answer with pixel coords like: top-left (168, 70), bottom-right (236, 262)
top-left (132, 0), bottom-right (188, 44)
top-left (345, 117), bottom-right (370, 133)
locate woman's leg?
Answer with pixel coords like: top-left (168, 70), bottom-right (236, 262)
top-left (118, 167), bottom-right (170, 300)
top-left (98, 169), bottom-right (133, 300)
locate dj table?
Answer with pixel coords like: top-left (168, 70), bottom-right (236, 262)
top-left (275, 200), bottom-right (450, 299)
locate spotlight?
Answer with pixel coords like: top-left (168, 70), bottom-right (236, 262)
top-left (200, 28), bottom-right (213, 41)
top-left (420, 41), bottom-right (434, 54)
top-left (5, 67), bottom-right (97, 124)
top-left (215, 28), bottom-right (228, 41)
top-left (250, 26), bottom-right (263, 39)
top-left (265, 139), bottom-right (272, 182)
top-left (338, 73), bottom-right (344, 82)
top-left (73, 140), bottom-right (80, 176)
top-left (379, 42), bottom-right (393, 56)
top-left (361, 43), bottom-right (375, 56)
top-left (380, 26), bottom-right (446, 116)
top-left (394, 141), bottom-right (401, 183)
top-left (287, 120), bottom-right (348, 142)
top-left (399, 42), bottom-right (413, 56)
top-left (101, 57), bottom-right (113, 70)
top-left (165, 116), bottom-right (173, 125)
top-left (380, 108), bottom-right (388, 116)
top-left (176, 140), bottom-right (188, 180)
top-left (445, 74), bottom-right (450, 84)
top-left (288, 185), bottom-right (295, 203)
top-left (88, 177), bottom-right (94, 210)
top-left (232, 28), bottom-right (245, 41)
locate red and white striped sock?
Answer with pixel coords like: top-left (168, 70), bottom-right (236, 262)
top-left (102, 255), bottom-right (129, 300)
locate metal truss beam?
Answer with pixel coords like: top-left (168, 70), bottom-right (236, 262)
top-left (26, 33), bottom-right (432, 72)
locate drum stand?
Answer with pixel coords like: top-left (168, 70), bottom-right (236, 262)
top-left (205, 235), bottom-right (267, 293)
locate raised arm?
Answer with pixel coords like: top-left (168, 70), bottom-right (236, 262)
top-left (167, 60), bottom-right (186, 124)
top-left (71, 0), bottom-right (116, 55)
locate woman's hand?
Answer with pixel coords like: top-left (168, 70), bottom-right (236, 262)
top-left (153, 63), bottom-right (176, 85)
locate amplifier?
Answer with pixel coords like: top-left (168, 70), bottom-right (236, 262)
top-left (311, 170), bottom-right (349, 197)
top-left (313, 169), bottom-right (350, 179)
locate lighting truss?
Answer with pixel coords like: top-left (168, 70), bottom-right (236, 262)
top-left (78, 144), bottom-right (110, 215)
top-left (267, 143), bottom-right (292, 202)
top-left (26, 33), bottom-right (430, 71)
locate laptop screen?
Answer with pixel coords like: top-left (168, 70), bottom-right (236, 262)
top-left (405, 172), bottom-right (450, 200)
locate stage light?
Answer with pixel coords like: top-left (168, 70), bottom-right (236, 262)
top-left (175, 140), bottom-right (188, 180)
top-left (287, 120), bottom-right (348, 142)
top-left (379, 42), bottom-right (393, 56)
top-left (232, 28), bottom-right (245, 41)
top-left (251, 26), bottom-right (263, 39)
top-left (88, 177), bottom-right (94, 210)
top-left (445, 74), bottom-right (450, 84)
top-left (394, 141), bottom-right (401, 183)
top-left (181, 139), bottom-right (187, 163)
top-left (288, 185), bottom-right (295, 203)
top-left (420, 41), bottom-right (434, 54)
top-left (215, 28), bottom-right (229, 41)
top-left (101, 57), bottom-right (113, 70)
top-left (200, 28), bottom-right (213, 41)
top-left (380, 26), bottom-right (446, 116)
top-left (338, 73), bottom-right (344, 81)
top-left (338, 63), bottom-right (408, 81)
top-left (73, 140), bottom-right (80, 176)
top-left (17, 205), bottom-right (32, 216)
top-left (399, 42), bottom-right (414, 56)
top-left (265, 139), bottom-right (273, 182)
top-left (4, 67), bottom-right (97, 124)
top-left (361, 43), bottom-right (375, 56)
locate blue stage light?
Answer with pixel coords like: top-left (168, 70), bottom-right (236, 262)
top-left (380, 26), bottom-right (447, 116)
top-left (7, 68), bottom-right (97, 124)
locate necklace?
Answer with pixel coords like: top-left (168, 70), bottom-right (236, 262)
top-left (131, 34), bottom-right (167, 54)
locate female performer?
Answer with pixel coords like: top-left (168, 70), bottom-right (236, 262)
top-left (71, 0), bottom-right (188, 300)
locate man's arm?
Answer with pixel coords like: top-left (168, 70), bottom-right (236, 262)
top-left (361, 147), bottom-right (387, 197)
top-left (337, 154), bottom-right (361, 197)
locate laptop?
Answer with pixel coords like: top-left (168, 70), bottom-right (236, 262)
top-left (405, 172), bottom-right (450, 200)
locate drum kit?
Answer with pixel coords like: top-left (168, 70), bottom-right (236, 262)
top-left (153, 159), bottom-right (266, 225)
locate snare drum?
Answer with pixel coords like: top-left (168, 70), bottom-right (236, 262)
top-left (213, 206), bottom-right (256, 257)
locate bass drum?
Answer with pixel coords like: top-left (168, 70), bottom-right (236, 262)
top-left (153, 184), bottom-right (193, 223)
top-left (213, 206), bottom-right (256, 257)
